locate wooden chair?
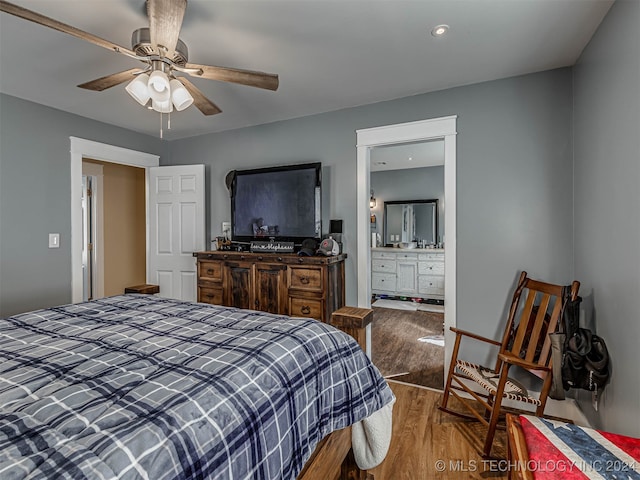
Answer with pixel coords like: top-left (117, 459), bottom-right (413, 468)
top-left (439, 271), bottom-right (580, 457)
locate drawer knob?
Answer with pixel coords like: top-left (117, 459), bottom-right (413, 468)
top-left (300, 277), bottom-right (310, 284)
top-left (277, 257), bottom-right (283, 262)
top-left (257, 256), bottom-right (263, 261)
top-left (207, 269), bottom-right (214, 275)
top-left (301, 305), bottom-right (311, 315)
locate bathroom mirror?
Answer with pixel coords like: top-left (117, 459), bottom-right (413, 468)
top-left (384, 199), bottom-right (438, 247)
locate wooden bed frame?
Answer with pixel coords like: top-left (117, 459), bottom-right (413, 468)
top-left (506, 414), bottom-right (534, 480)
top-left (297, 306), bottom-right (375, 480)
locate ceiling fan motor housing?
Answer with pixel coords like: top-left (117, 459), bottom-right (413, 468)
top-left (131, 27), bottom-right (188, 66)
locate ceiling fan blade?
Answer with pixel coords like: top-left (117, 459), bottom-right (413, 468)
top-left (0, 0), bottom-right (136, 57)
top-left (78, 68), bottom-right (142, 91)
top-left (147, 0), bottom-right (186, 58)
top-left (186, 63), bottom-right (279, 91)
top-left (176, 77), bottom-right (222, 116)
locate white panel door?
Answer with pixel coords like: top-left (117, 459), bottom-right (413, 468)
top-left (149, 165), bottom-right (205, 301)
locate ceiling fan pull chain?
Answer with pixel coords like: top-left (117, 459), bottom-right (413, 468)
top-left (168, 110), bottom-right (171, 130)
top-left (160, 111), bottom-right (163, 139)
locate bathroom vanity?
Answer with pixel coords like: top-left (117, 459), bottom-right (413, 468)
top-left (371, 247), bottom-right (444, 301)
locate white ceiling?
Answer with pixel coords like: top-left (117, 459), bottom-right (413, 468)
top-left (0, 0), bottom-right (613, 140)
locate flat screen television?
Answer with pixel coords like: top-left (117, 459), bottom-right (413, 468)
top-left (228, 162), bottom-right (322, 245)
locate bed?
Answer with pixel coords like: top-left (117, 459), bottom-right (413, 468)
top-left (506, 414), bottom-right (640, 480)
top-left (0, 295), bottom-right (394, 479)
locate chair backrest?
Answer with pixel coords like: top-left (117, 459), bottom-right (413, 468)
top-left (497, 271), bottom-right (580, 376)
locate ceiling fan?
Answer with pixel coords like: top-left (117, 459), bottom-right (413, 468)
top-left (0, 0), bottom-right (279, 116)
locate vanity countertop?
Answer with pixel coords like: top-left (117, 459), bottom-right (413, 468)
top-left (372, 247), bottom-right (444, 253)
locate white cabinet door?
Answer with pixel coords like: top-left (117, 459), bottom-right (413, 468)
top-left (396, 260), bottom-right (418, 293)
top-left (149, 165), bottom-right (205, 301)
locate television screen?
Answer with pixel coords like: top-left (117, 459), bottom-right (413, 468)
top-left (230, 162), bottom-right (321, 244)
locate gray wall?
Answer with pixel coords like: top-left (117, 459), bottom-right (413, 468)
top-left (0, 94), bottom-right (163, 316)
top-left (371, 166), bottom-right (444, 244)
top-left (1, 66), bottom-right (582, 422)
top-left (573, 0), bottom-right (640, 436)
top-left (166, 68), bottom-right (575, 367)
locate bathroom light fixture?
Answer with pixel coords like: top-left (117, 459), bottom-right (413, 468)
top-left (431, 24), bottom-right (450, 37)
top-left (370, 191), bottom-right (377, 209)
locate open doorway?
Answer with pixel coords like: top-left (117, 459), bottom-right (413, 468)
top-left (81, 159), bottom-right (146, 300)
top-left (355, 115), bottom-right (457, 390)
top-left (369, 141), bottom-right (445, 389)
top-left (70, 137), bottom-right (160, 304)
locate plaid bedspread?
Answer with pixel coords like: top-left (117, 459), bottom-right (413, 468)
top-left (0, 295), bottom-right (394, 480)
top-left (519, 415), bottom-right (640, 479)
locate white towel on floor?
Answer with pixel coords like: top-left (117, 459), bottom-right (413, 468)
top-left (351, 398), bottom-right (396, 469)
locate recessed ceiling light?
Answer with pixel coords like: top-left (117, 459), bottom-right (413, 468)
top-left (431, 24), bottom-right (450, 37)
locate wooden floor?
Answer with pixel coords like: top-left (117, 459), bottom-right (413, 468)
top-left (371, 307), bottom-right (444, 390)
top-left (368, 381), bottom-right (508, 480)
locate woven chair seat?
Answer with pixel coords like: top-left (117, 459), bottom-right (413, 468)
top-left (456, 360), bottom-right (542, 406)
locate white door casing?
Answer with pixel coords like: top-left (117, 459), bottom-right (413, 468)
top-left (356, 116), bottom-right (457, 380)
top-left (148, 165), bottom-right (205, 301)
top-left (71, 138), bottom-right (205, 304)
top-left (71, 138), bottom-right (159, 304)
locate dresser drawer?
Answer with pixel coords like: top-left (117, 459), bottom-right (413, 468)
top-left (372, 272), bottom-right (397, 292)
top-left (289, 266), bottom-right (323, 291)
top-left (198, 260), bottom-right (222, 281)
top-left (418, 275), bottom-right (444, 295)
top-left (289, 297), bottom-right (323, 321)
top-left (372, 250), bottom-right (396, 260)
top-left (372, 259), bottom-right (397, 273)
top-left (418, 261), bottom-right (444, 276)
top-left (198, 286), bottom-right (223, 305)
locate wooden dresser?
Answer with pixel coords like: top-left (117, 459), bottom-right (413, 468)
top-left (193, 251), bottom-right (346, 323)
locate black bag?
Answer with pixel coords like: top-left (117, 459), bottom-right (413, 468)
top-left (549, 290), bottom-right (610, 400)
top-left (563, 328), bottom-right (610, 391)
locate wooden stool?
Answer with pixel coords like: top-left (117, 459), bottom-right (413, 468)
top-left (330, 306), bottom-right (373, 351)
top-left (124, 284), bottom-right (160, 295)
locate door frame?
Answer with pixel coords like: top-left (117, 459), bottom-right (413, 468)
top-left (70, 137), bottom-right (159, 303)
top-left (356, 115), bottom-right (457, 378)
top-left (81, 161), bottom-right (105, 300)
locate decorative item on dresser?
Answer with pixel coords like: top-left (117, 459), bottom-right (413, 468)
top-left (371, 247), bottom-right (444, 301)
top-left (193, 251), bottom-right (346, 322)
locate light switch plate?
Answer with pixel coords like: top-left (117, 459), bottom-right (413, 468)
top-left (49, 233), bottom-right (60, 248)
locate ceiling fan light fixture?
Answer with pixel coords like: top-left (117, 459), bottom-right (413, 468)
top-left (125, 73), bottom-right (151, 106)
top-left (152, 98), bottom-right (173, 113)
top-left (148, 70), bottom-right (171, 102)
top-left (170, 79), bottom-right (194, 111)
